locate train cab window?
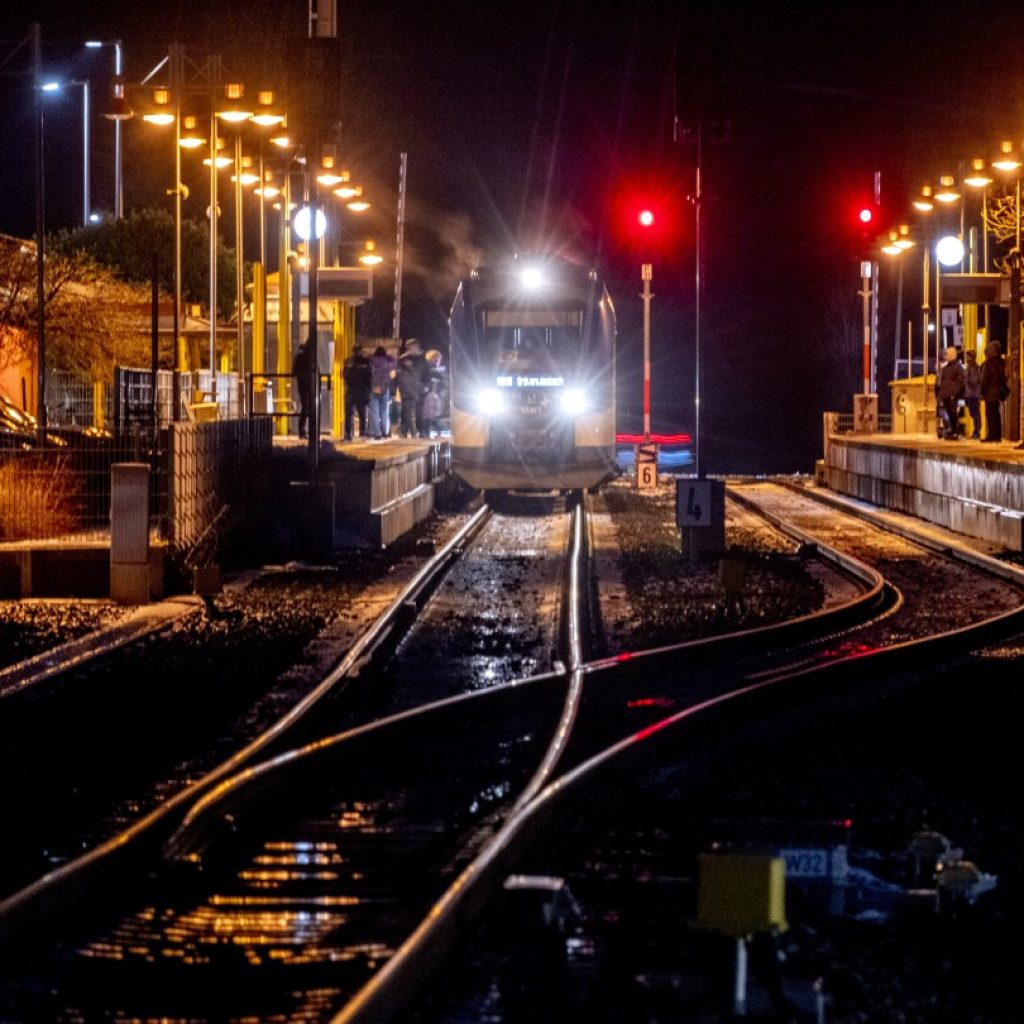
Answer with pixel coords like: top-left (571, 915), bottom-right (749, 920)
top-left (482, 307), bottom-right (583, 355)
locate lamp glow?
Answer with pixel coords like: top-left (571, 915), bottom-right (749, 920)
top-left (936, 235), bottom-right (964, 267)
top-left (520, 266), bottom-right (544, 289)
top-left (560, 387), bottom-right (587, 415)
top-left (293, 205), bottom-right (326, 241)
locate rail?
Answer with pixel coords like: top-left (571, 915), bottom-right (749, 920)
top-left (333, 517), bottom-right (1024, 1023)
top-left (0, 502), bottom-right (492, 948)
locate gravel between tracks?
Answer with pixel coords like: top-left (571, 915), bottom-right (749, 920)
top-left (591, 477), bottom-right (838, 655)
top-left (0, 600), bottom-right (127, 670)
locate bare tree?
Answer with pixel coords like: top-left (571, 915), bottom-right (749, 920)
top-left (0, 235), bottom-right (152, 383)
top-left (983, 187), bottom-right (1020, 273)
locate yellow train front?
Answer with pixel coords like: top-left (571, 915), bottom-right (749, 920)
top-left (449, 256), bottom-right (617, 492)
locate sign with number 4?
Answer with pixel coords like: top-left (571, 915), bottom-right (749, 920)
top-left (676, 480), bottom-right (712, 527)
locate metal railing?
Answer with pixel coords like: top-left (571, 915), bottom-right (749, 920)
top-left (115, 368), bottom-right (244, 428)
top-left (248, 372), bottom-right (332, 430)
top-left (828, 412), bottom-right (893, 434)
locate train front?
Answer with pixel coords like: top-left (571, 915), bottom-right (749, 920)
top-left (449, 257), bottom-right (616, 491)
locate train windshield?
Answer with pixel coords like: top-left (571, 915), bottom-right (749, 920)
top-left (481, 306), bottom-right (584, 355)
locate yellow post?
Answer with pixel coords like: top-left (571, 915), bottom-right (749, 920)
top-left (92, 379), bottom-right (105, 430)
top-left (251, 262), bottom-right (266, 413)
top-left (252, 263), bottom-right (265, 375)
top-left (332, 299), bottom-right (346, 438)
top-left (275, 173), bottom-right (292, 435)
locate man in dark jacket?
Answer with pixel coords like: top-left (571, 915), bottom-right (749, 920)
top-left (935, 345), bottom-right (965, 439)
top-left (980, 340), bottom-right (1007, 442)
top-left (292, 340), bottom-right (316, 439)
top-left (396, 338), bottom-right (429, 438)
top-left (342, 344), bottom-right (371, 441)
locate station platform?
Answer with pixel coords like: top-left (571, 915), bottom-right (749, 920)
top-left (821, 431), bottom-right (1024, 551)
top-left (271, 435), bottom-right (452, 548)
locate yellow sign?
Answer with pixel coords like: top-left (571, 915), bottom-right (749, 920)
top-left (636, 442), bottom-right (658, 490)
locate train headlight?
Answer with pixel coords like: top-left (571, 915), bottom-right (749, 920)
top-left (560, 387), bottom-right (587, 416)
top-left (477, 387), bottom-right (506, 416)
top-left (519, 265), bottom-right (545, 290)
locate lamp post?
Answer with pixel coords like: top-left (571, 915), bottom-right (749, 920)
top-left (87, 39), bottom-right (124, 219)
top-left (33, 22), bottom-right (46, 437)
top-left (294, 202), bottom-right (326, 475)
top-left (42, 78), bottom-right (90, 226)
top-left (217, 82), bottom-right (254, 398)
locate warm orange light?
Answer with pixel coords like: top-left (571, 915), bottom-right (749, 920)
top-left (251, 90), bottom-right (284, 127)
top-left (178, 114), bottom-right (206, 149)
top-left (218, 82), bottom-right (253, 123)
top-left (359, 240), bottom-right (383, 265)
top-left (913, 185), bottom-right (934, 212)
top-left (934, 175), bottom-right (960, 203)
top-left (142, 87), bottom-right (174, 126)
top-left (993, 140), bottom-right (1021, 173)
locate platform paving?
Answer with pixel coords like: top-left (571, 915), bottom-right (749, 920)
top-left (822, 431), bottom-right (1024, 550)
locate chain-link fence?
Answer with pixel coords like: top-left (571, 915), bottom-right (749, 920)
top-left (0, 436), bottom-right (167, 544)
top-left (829, 412), bottom-right (893, 434)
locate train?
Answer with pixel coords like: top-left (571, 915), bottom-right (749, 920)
top-left (448, 255), bottom-right (617, 492)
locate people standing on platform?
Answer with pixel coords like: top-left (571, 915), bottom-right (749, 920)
top-left (396, 338), bottom-right (429, 438)
top-left (935, 345), bottom-right (965, 439)
top-left (421, 379), bottom-right (444, 437)
top-left (981, 340), bottom-right (1008, 443)
top-left (368, 345), bottom-right (397, 440)
top-left (292, 339), bottom-right (316, 440)
top-left (963, 349), bottom-right (982, 440)
top-left (342, 344), bottom-right (371, 441)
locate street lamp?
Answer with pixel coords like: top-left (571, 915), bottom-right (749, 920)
top-left (293, 200), bottom-right (326, 468)
top-left (87, 39), bottom-right (124, 219)
top-left (42, 77), bottom-right (90, 226)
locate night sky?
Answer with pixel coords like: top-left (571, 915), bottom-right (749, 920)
top-left (2, 1), bottom-right (1023, 472)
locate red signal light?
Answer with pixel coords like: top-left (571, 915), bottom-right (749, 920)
top-left (858, 207), bottom-right (874, 224)
top-left (638, 209), bottom-right (655, 227)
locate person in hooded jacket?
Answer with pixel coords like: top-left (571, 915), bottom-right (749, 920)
top-left (396, 339), bottom-right (429, 437)
top-left (367, 345), bottom-right (397, 439)
top-left (980, 340), bottom-right (1008, 442)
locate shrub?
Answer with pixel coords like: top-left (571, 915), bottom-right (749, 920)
top-left (0, 453), bottom-right (84, 541)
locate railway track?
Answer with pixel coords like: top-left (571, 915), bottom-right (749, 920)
top-left (4, 482), bottom-right (1020, 1021)
top-left (0, 494), bottom-right (582, 1016)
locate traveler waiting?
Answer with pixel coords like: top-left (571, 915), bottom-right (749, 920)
top-left (292, 339), bottom-right (317, 439)
top-left (980, 340), bottom-right (1008, 443)
top-left (935, 346), bottom-right (965, 440)
top-left (963, 348), bottom-right (982, 440)
top-left (343, 344), bottom-right (371, 441)
top-left (396, 339), bottom-right (429, 438)
top-left (367, 345), bottom-right (396, 439)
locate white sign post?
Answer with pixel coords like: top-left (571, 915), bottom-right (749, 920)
top-left (676, 477), bottom-right (726, 560)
